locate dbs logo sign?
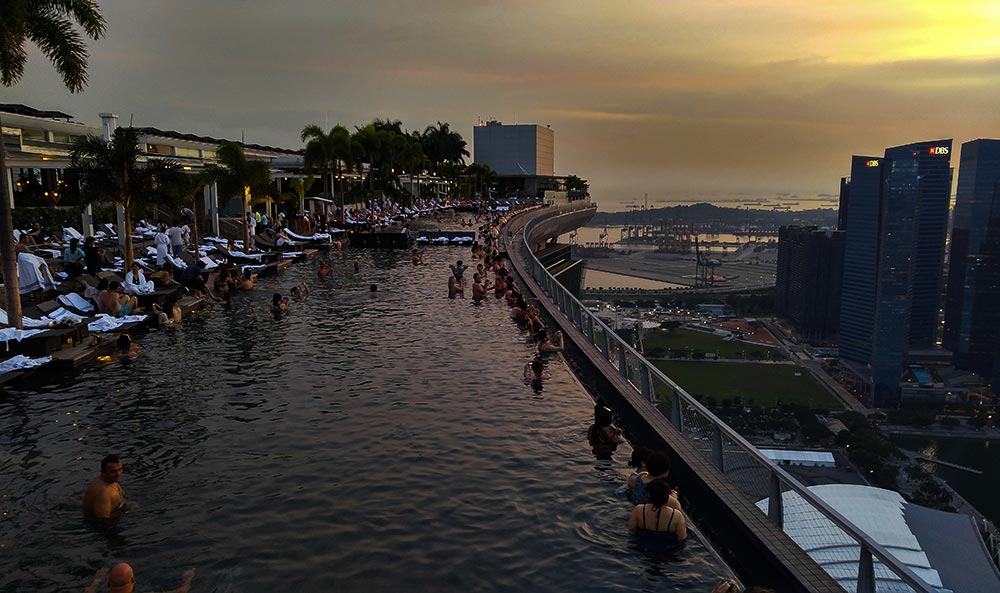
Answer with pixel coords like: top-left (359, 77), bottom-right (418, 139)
top-left (929, 146), bottom-right (949, 155)
top-left (865, 160), bottom-right (880, 167)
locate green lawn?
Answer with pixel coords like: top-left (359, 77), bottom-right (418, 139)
top-left (652, 360), bottom-right (843, 410)
top-left (643, 328), bottom-right (778, 360)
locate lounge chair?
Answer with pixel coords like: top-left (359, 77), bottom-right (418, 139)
top-left (58, 292), bottom-right (95, 314)
top-left (17, 252), bottom-right (58, 294)
top-left (0, 308), bottom-right (55, 328)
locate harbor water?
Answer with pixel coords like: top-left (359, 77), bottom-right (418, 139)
top-left (0, 248), bottom-right (722, 593)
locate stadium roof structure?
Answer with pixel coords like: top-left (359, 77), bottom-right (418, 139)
top-left (761, 449), bottom-right (836, 465)
top-left (756, 484), bottom-right (1000, 593)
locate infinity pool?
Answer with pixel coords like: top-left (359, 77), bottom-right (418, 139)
top-left (0, 247), bottom-right (722, 592)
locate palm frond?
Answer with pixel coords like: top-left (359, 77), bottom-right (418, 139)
top-left (24, 6), bottom-right (89, 92)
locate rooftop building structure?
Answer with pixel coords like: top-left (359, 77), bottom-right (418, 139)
top-left (775, 225), bottom-right (844, 342)
top-left (473, 120), bottom-right (553, 177)
top-left (943, 139), bottom-right (1000, 388)
top-left (838, 141), bottom-right (953, 406)
top-left (757, 484), bottom-right (1000, 593)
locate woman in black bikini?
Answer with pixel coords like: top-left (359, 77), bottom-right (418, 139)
top-left (628, 479), bottom-right (687, 555)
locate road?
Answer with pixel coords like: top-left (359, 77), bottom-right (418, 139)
top-left (759, 319), bottom-right (869, 414)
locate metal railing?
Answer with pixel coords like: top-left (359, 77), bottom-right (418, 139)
top-left (515, 206), bottom-right (937, 593)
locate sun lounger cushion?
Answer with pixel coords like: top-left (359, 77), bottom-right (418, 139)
top-left (87, 313), bottom-right (149, 333)
top-left (0, 328), bottom-right (47, 345)
top-left (0, 308), bottom-right (53, 329)
top-left (0, 354), bottom-right (53, 374)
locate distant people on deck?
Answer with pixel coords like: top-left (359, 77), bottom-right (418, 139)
top-left (123, 262), bottom-right (155, 295)
top-left (83, 236), bottom-right (104, 275)
top-left (63, 238), bottom-right (86, 277)
top-left (166, 222), bottom-right (184, 256)
top-left (153, 224), bottom-right (170, 267)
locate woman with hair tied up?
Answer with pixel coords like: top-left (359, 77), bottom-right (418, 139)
top-left (628, 479), bottom-right (687, 555)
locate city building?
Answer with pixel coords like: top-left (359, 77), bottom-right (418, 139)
top-left (472, 119), bottom-right (573, 200)
top-left (838, 141), bottom-right (953, 406)
top-left (775, 226), bottom-right (844, 342)
top-left (943, 139), bottom-right (1000, 388)
top-left (473, 120), bottom-right (553, 177)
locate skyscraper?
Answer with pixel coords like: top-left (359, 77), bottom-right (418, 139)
top-left (838, 140), bottom-right (953, 405)
top-left (943, 139), bottom-right (1000, 387)
top-left (776, 226), bottom-right (845, 342)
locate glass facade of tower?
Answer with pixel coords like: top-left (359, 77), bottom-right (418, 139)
top-left (839, 156), bottom-right (885, 370)
top-left (839, 141), bottom-right (953, 405)
top-left (943, 139), bottom-right (1000, 386)
top-left (885, 141), bottom-right (953, 350)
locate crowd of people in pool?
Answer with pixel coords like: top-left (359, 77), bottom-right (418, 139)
top-left (74, 208), bottom-right (770, 592)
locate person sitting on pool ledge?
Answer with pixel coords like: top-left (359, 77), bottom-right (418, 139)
top-left (84, 563), bottom-right (194, 593)
top-left (628, 479), bottom-right (687, 555)
top-left (82, 455), bottom-right (127, 519)
top-left (537, 330), bottom-right (564, 353)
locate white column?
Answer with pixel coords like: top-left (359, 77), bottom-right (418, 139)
top-left (207, 182), bottom-right (219, 235)
top-left (81, 204), bottom-right (94, 236)
top-left (116, 205), bottom-right (127, 251)
top-left (5, 168), bottom-right (14, 210)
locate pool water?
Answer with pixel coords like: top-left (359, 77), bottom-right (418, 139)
top-left (0, 247), bottom-right (721, 593)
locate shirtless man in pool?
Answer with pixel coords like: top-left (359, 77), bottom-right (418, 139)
top-left (83, 455), bottom-right (127, 519)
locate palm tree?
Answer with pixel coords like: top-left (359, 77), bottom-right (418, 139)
top-left (465, 163), bottom-right (497, 198)
top-left (419, 122), bottom-right (469, 167)
top-left (71, 127), bottom-right (179, 272)
top-left (301, 124), bottom-right (356, 222)
top-left (211, 141), bottom-right (273, 249)
top-left (0, 0), bottom-right (106, 328)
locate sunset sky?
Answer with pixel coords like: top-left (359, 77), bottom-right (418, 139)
top-left (5, 0), bottom-right (999, 210)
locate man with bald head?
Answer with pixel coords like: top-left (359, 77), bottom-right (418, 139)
top-left (83, 455), bottom-right (127, 519)
top-left (83, 563), bottom-right (194, 593)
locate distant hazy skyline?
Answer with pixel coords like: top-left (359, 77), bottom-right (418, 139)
top-left (4, 0), bottom-right (998, 211)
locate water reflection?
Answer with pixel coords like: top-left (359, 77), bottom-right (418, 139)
top-left (0, 248), bottom-right (721, 593)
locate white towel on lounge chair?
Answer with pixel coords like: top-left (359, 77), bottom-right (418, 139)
top-left (87, 313), bottom-right (148, 333)
top-left (58, 292), bottom-right (95, 313)
top-left (0, 308), bottom-right (51, 328)
top-left (45, 308), bottom-right (84, 325)
top-left (199, 256), bottom-right (218, 270)
top-left (0, 328), bottom-right (47, 347)
top-left (0, 354), bottom-right (53, 374)
top-left (18, 252), bottom-right (58, 294)
top-left (63, 227), bottom-right (85, 242)
top-left (166, 254), bottom-right (187, 269)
